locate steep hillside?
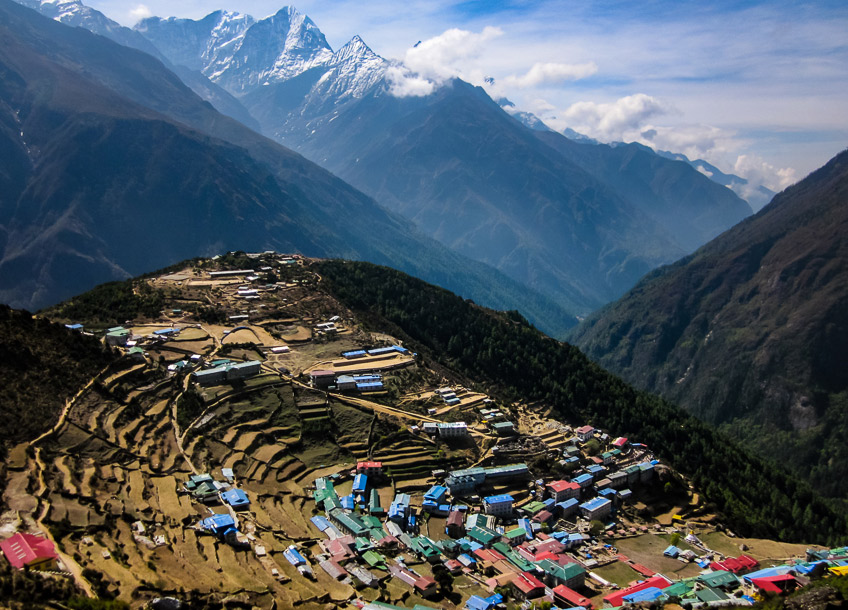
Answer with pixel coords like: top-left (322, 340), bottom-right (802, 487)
top-left (0, 305), bottom-right (114, 448)
top-left (570, 149), bottom-right (848, 497)
top-left (535, 133), bottom-right (752, 252)
top-left (0, 0), bottom-right (576, 336)
top-left (13, 0), bottom-right (260, 129)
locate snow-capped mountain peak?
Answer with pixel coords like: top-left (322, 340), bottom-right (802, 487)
top-left (136, 5), bottom-right (338, 95)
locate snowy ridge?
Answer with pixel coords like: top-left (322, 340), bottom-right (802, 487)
top-left (318, 35), bottom-right (388, 101)
top-left (137, 6), bottom-right (343, 96)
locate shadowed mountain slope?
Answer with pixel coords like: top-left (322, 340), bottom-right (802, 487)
top-left (570, 149), bottom-right (848, 496)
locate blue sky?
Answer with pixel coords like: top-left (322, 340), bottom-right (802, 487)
top-left (92, 0), bottom-right (848, 193)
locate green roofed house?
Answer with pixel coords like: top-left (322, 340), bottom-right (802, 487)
top-left (411, 536), bottom-right (442, 562)
top-left (492, 542), bottom-right (535, 572)
top-left (323, 496), bottom-right (342, 513)
top-left (362, 515), bottom-right (383, 529)
top-left (505, 527), bottom-right (527, 546)
top-left (698, 570), bottom-right (740, 589)
top-left (662, 581), bottom-right (694, 598)
top-left (363, 550), bottom-right (387, 570)
top-left (536, 558), bottom-right (586, 589)
top-left (468, 526), bottom-right (500, 547)
top-left (369, 488), bottom-right (384, 515)
top-left (522, 500), bottom-right (547, 516)
top-left (695, 587), bottom-right (729, 603)
top-left (355, 537), bottom-right (374, 552)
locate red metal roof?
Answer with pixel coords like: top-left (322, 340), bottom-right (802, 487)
top-left (575, 425), bottom-right (594, 434)
top-left (750, 574), bottom-right (797, 594)
top-left (612, 437), bottom-right (628, 447)
top-left (357, 461), bottom-right (382, 469)
top-left (548, 480), bottom-right (580, 493)
top-left (0, 533), bottom-right (57, 570)
top-left (513, 571), bottom-right (546, 595)
top-left (554, 584), bottom-right (595, 608)
top-left (473, 548), bottom-right (506, 563)
top-left (737, 554), bottom-right (760, 569)
top-left (603, 575), bottom-right (673, 607)
top-left (629, 562), bottom-right (656, 577)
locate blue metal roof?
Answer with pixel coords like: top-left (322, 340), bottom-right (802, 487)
top-left (353, 474), bottom-right (368, 491)
top-left (310, 516), bottom-right (331, 531)
top-left (202, 514), bottom-right (235, 530)
top-left (221, 488), bottom-right (250, 506)
top-left (357, 382), bottom-right (384, 390)
top-left (484, 494), bottom-right (514, 504)
top-left (623, 587), bottom-right (664, 603)
top-left (574, 474), bottom-right (593, 484)
top-left (580, 497), bottom-right (612, 510)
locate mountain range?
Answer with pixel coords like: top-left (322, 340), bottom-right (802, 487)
top-left (135, 6), bottom-right (753, 314)
top-left (570, 148), bottom-right (848, 498)
top-left (0, 0), bottom-right (577, 337)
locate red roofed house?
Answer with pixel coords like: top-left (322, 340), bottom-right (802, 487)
top-left (603, 575), bottom-right (673, 607)
top-left (414, 575), bottom-right (438, 597)
top-left (554, 584), bottom-right (595, 609)
top-left (737, 555), bottom-right (760, 571)
top-left (0, 533), bottom-right (58, 571)
top-left (750, 574), bottom-right (798, 595)
top-left (612, 437), bottom-right (628, 448)
top-left (356, 461), bottom-right (383, 476)
top-left (512, 571), bottom-right (547, 600)
top-left (547, 480), bottom-right (581, 502)
top-left (446, 510), bottom-right (465, 538)
top-left (575, 425), bottom-right (595, 442)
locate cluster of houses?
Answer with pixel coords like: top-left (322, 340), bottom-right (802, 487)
top-left (596, 545), bottom-right (848, 608)
top-left (181, 471), bottom-right (254, 546)
top-left (308, 345), bottom-right (415, 392)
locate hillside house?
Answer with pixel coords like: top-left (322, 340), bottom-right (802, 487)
top-left (547, 480), bottom-right (581, 502)
top-left (483, 494), bottom-right (514, 517)
top-left (511, 571), bottom-right (546, 600)
top-left (575, 425), bottom-right (595, 442)
top-left (0, 533), bottom-right (58, 571)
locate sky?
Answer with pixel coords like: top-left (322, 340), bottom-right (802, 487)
top-left (91, 0), bottom-right (848, 195)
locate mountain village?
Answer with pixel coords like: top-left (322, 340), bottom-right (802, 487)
top-left (2, 253), bottom-right (846, 610)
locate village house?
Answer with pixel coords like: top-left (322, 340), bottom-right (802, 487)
top-left (0, 532), bottom-right (58, 571)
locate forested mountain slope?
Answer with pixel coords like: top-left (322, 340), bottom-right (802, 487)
top-left (570, 149), bottom-right (848, 497)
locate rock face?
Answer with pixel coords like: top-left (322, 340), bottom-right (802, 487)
top-left (570, 149), bottom-right (848, 497)
top-left (135, 6), bottom-right (752, 315)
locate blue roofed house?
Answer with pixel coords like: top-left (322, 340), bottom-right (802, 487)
top-left (483, 494), bottom-right (514, 517)
top-left (220, 488), bottom-right (250, 510)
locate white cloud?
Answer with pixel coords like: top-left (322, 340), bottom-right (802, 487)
top-left (551, 93), bottom-right (668, 141)
top-left (129, 3), bottom-right (152, 22)
top-left (695, 164), bottom-right (713, 178)
top-left (502, 61), bottom-right (597, 88)
top-left (733, 154), bottom-right (796, 192)
top-left (385, 65), bottom-right (436, 98)
top-left (403, 26), bottom-right (503, 83)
